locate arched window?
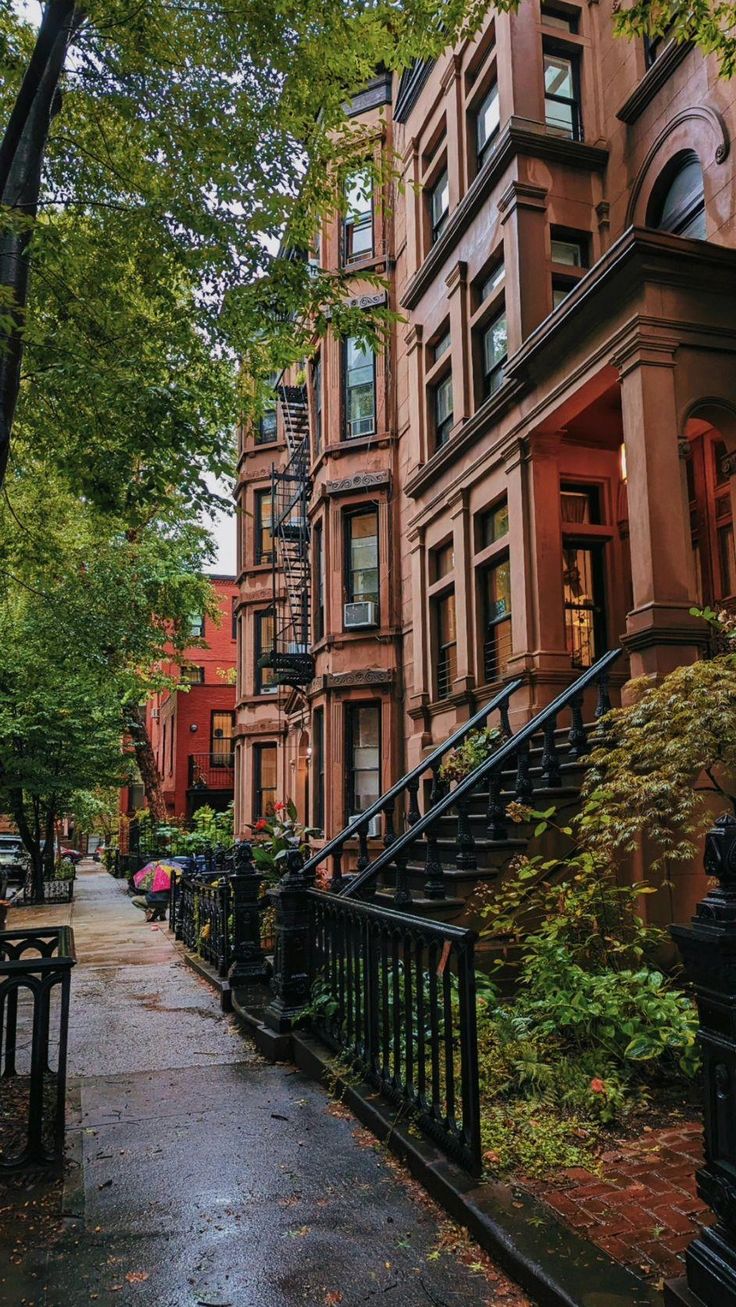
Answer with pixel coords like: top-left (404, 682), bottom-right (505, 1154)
top-left (649, 153), bottom-right (706, 239)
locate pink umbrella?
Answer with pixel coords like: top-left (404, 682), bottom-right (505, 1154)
top-left (133, 861), bottom-right (177, 893)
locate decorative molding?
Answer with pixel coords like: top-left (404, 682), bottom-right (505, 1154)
top-left (626, 105), bottom-right (730, 226)
top-left (595, 200), bottom-right (610, 233)
top-left (444, 260), bottom-right (467, 295)
top-left (498, 180), bottom-right (548, 221)
top-left (616, 42), bottom-right (694, 126)
top-left (722, 452), bottom-right (736, 479)
top-left (401, 120), bottom-right (607, 310)
top-left (345, 290), bottom-right (387, 312)
top-left (347, 72), bottom-right (392, 119)
top-left (440, 54), bottom-right (462, 94)
top-left (325, 470), bottom-right (390, 497)
top-left (326, 670), bottom-right (393, 689)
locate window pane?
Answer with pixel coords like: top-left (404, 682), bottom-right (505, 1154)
top-left (544, 53), bottom-right (573, 98)
top-left (563, 545), bottom-right (598, 667)
top-left (345, 338), bottom-right (375, 438)
top-left (436, 374), bottom-right (453, 424)
top-left (431, 170), bottom-right (449, 234)
top-left (484, 314), bottom-right (507, 372)
top-left (661, 159), bottom-right (704, 229)
top-left (434, 331), bottom-right (451, 361)
top-left (477, 83), bottom-right (499, 156)
top-left (551, 238), bottom-right (583, 266)
top-left (344, 169), bottom-right (373, 261)
top-left (348, 511), bottom-right (379, 605)
top-left (481, 501), bottom-right (509, 546)
top-left (487, 558), bottom-right (511, 618)
top-left (481, 260), bottom-right (505, 301)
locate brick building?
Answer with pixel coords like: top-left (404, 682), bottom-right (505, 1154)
top-left (234, 11), bottom-right (736, 922)
top-left (120, 576), bottom-right (238, 820)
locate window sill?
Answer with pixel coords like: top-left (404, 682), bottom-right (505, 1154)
top-left (617, 41), bottom-right (693, 125)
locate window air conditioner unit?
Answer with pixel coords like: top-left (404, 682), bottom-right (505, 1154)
top-left (350, 814), bottom-right (381, 838)
top-left (344, 601), bottom-right (378, 629)
top-left (287, 642), bottom-right (309, 655)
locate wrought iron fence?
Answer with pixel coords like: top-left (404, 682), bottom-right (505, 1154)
top-left (171, 871), bottom-right (274, 974)
top-left (307, 890), bottom-right (482, 1175)
top-left (21, 870), bottom-right (75, 905)
top-left (0, 926), bottom-right (76, 1169)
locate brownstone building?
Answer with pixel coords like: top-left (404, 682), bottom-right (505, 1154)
top-left (234, 7), bottom-right (736, 917)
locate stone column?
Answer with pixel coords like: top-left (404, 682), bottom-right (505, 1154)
top-left (667, 813), bottom-right (736, 1307)
top-left (614, 335), bottom-right (705, 679)
top-left (450, 490), bottom-right (474, 697)
top-left (498, 180), bottom-right (549, 345)
top-left (446, 261), bottom-right (470, 429)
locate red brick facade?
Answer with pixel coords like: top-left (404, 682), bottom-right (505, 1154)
top-left (120, 576), bottom-right (238, 820)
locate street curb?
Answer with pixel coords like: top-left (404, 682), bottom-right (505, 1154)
top-left (174, 951), bottom-right (663, 1307)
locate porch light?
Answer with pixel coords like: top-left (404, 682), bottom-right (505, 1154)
top-left (619, 442), bottom-right (627, 482)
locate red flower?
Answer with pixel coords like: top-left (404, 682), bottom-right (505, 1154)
top-left (274, 801), bottom-right (285, 812)
top-left (589, 1077), bottom-right (605, 1094)
top-left (254, 818), bottom-right (268, 832)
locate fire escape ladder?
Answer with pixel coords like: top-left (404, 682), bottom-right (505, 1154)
top-left (264, 385), bottom-right (314, 690)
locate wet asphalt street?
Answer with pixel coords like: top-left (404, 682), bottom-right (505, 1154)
top-left (1, 864), bottom-right (527, 1307)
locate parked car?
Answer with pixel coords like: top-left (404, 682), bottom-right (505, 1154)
top-left (59, 848), bottom-right (84, 864)
top-left (0, 835), bottom-right (30, 885)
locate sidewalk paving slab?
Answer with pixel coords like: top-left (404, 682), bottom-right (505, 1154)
top-left (0, 863), bottom-right (529, 1307)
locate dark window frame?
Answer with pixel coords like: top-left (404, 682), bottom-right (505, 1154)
top-left (649, 152), bottom-right (706, 238)
top-left (255, 607), bottom-right (277, 694)
top-left (254, 488), bottom-right (274, 565)
top-left (543, 40), bottom-right (582, 141)
top-left (343, 337), bottom-right (377, 441)
top-left (344, 505), bottom-right (380, 617)
top-left (434, 589), bottom-right (457, 701)
top-left (314, 520), bottom-right (325, 642)
top-left (481, 306), bottom-right (508, 398)
top-left (253, 742), bottom-right (278, 820)
top-left (482, 553), bottom-right (512, 684)
top-left (210, 710), bottom-right (235, 763)
top-left (342, 168), bottom-right (375, 265)
top-left (562, 538), bottom-right (607, 669)
top-left (345, 701), bottom-right (382, 820)
top-left (475, 79), bottom-right (500, 170)
top-left (312, 354), bottom-right (322, 455)
top-left (433, 370), bottom-right (454, 448)
top-left (429, 166), bottom-right (450, 243)
top-left (180, 664), bottom-right (205, 685)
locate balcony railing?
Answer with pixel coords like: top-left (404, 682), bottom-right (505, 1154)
top-left (188, 752), bottom-right (235, 790)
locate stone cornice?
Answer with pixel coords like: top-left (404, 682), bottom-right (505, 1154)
top-left (616, 41), bottom-right (693, 126)
top-left (400, 119), bottom-right (608, 310)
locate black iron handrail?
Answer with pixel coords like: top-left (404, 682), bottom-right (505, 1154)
top-left (303, 677), bottom-right (523, 880)
top-left (341, 648), bottom-right (622, 901)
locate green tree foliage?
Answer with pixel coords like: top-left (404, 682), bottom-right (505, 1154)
top-left (0, 0), bottom-right (493, 504)
top-left (615, 0), bottom-right (736, 80)
top-left (0, 468), bottom-right (219, 893)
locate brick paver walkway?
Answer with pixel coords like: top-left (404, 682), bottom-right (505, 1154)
top-left (535, 1123), bottom-right (709, 1284)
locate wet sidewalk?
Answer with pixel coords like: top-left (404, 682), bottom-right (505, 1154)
top-left (1, 864), bottom-right (528, 1307)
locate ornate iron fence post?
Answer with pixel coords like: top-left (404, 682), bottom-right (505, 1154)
top-left (228, 840), bottom-right (268, 987)
top-left (667, 812), bottom-right (736, 1307)
top-left (263, 845), bottom-right (315, 1036)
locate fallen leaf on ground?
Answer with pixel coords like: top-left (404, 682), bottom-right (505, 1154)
top-left (125, 1271), bottom-right (149, 1284)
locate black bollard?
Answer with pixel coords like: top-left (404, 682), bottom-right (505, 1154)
top-left (667, 812), bottom-right (736, 1307)
top-left (262, 845), bottom-right (315, 1038)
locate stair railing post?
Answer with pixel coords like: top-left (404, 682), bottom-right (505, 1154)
top-left (423, 821), bottom-right (446, 901)
top-left (454, 793), bottom-right (477, 871)
top-left (228, 840), bottom-right (269, 987)
top-left (541, 718), bottom-right (562, 789)
top-left (568, 690), bottom-right (587, 759)
top-left (406, 778), bottom-right (421, 827)
top-left (667, 813), bottom-right (736, 1307)
top-left (264, 845), bottom-right (316, 1034)
top-left (486, 770), bottom-right (508, 841)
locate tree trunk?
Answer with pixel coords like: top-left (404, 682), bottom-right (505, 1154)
top-left (0, 1), bottom-right (80, 486)
top-left (124, 704), bottom-right (168, 823)
top-left (10, 789), bottom-right (44, 902)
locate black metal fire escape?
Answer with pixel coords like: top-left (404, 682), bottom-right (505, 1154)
top-left (264, 385), bottom-right (314, 689)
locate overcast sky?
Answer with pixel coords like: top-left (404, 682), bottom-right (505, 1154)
top-left (202, 478), bottom-right (237, 576)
